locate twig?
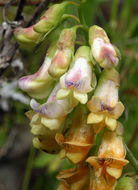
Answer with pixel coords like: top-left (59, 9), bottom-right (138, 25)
top-left (14, 0), bottom-right (26, 21)
top-left (0, 0), bottom-right (43, 6)
top-left (125, 143), bottom-right (138, 173)
top-left (3, 0), bottom-right (24, 27)
top-left (0, 0), bottom-right (54, 73)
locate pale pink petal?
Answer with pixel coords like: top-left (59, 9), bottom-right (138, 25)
top-left (60, 57), bottom-right (92, 93)
top-left (30, 84), bottom-right (75, 118)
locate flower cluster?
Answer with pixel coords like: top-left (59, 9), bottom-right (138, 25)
top-left (14, 1), bottom-right (129, 189)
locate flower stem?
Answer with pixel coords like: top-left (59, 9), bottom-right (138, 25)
top-left (62, 14), bottom-right (80, 24)
top-left (22, 146), bottom-right (35, 190)
top-left (125, 143), bottom-right (138, 173)
top-left (68, 1), bottom-right (80, 7)
top-left (74, 24), bottom-right (88, 32)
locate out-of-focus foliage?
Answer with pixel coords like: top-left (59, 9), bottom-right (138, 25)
top-left (0, 0), bottom-right (138, 190)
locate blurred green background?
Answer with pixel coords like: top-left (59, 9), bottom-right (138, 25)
top-left (0, 0), bottom-right (138, 189)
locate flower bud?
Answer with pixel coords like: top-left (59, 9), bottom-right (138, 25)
top-left (87, 68), bottom-right (124, 132)
top-left (18, 44), bottom-right (56, 99)
top-left (57, 46), bottom-right (95, 104)
top-left (89, 25), bottom-right (119, 69)
top-left (56, 107), bottom-right (95, 164)
top-left (115, 176), bottom-right (137, 190)
top-left (48, 27), bottom-right (76, 78)
top-left (57, 164), bottom-right (90, 190)
top-left (33, 2), bottom-right (68, 33)
top-left (14, 26), bottom-right (42, 44)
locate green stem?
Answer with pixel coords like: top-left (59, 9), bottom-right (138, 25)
top-left (74, 24), bottom-right (88, 31)
top-left (68, 1), bottom-right (80, 7)
top-left (62, 14), bottom-right (80, 23)
top-left (125, 143), bottom-right (138, 173)
top-left (22, 146), bottom-right (35, 190)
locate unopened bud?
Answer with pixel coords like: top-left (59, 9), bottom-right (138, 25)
top-left (14, 26), bottom-right (42, 44)
top-left (34, 2), bottom-right (68, 33)
top-left (48, 27), bottom-right (76, 78)
top-left (115, 177), bottom-right (137, 190)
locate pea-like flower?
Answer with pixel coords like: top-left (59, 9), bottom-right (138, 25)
top-left (26, 110), bottom-right (60, 154)
top-left (33, 2), bottom-right (68, 33)
top-left (26, 83), bottom-right (78, 153)
top-left (87, 68), bottom-right (124, 132)
top-left (30, 83), bottom-right (78, 120)
top-left (86, 122), bottom-right (129, 190)
top-left (57, 46), bottom-right (95, 104)
top-left (56, 107), bottom-right (95, 164)
top-left (18, 44), bottom-right (56, 99)
top-left (89, 25), bottom-right (119, 69)
top-left (98, 122), bottom-right (126, 160)
top-left (14, 26), bottom-right (42, 44)
top-left (48, 27), bottom-right (76, 78)
top-left (57, 163), bottom-right (90, 190)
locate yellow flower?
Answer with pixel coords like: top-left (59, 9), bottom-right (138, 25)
top-left (86, 123), bottom-right (129, 190)
top-left (87, 68), bottom-right (124, 132)
top-left (89, 168), bottom-right (116, 190)
top-left (56, 107), bottom-right (95, 164)
top-left (26, 110), bottom-right (61, 154)
top-left (98, 122), bottom-right (126, 160)
top-left (57, 163), bottom-right (90, 190)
